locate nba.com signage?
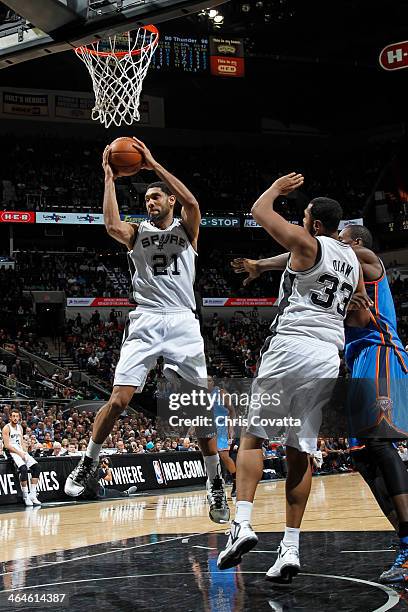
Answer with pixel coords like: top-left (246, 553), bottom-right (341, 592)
top-left (0, 452), bottom-right (206, 505)
top-left (203, 297), bottom-right (277, 307)
top-left (379, 40), bottom-right (408, 71)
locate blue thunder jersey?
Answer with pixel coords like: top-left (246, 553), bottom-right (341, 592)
top-left (345, 260), bottom-right (408, 371)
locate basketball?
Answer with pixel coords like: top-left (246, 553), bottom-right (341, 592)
top-left (108, 137), bottom-right (143, 176)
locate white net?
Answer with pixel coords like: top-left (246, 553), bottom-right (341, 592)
top-left (75, 26), bottom-right (158, 129)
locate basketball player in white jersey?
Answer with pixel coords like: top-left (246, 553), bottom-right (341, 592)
top-left (65, 138), bottom-right (229, 523)
top-left (217, 173), bottom-right (369, 579)
top-left (2, 409), bottom-right (41, 506)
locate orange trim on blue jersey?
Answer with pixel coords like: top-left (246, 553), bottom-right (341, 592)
top-left (368, 287), bottom-right (407, 372)
top-left (375, 346), bottom-right (381, 398)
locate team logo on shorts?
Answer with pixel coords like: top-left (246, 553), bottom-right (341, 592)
top-left (375, 396), bottom-right (393, 421)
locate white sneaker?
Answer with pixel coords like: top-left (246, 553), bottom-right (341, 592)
top-left (217, 520), bottom-right (258, 570)
top-left (23, 495), bottom-right (33, 507)
top-left (207, 475), bottom-right (230, 524)
top-left (266, 541), bottom-right (300, 583)
top-left (30, 494), bottom-right (41, 506)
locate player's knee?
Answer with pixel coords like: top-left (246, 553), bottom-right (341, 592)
top-left (109, 394), bottom-right (129, 415)
top-left (18, 465), bottom-right (28, 482)
top-left (30, 462), bottom-right (40, 478)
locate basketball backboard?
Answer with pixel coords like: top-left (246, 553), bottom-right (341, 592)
top-left (0, 0), bottom-right (228, 69)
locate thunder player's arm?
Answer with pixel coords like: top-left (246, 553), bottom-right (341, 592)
top-left (102, 146), bottom-right (138, 250)
top-left (132, 137), bottom-right (201, 249)
top-left (231, 253), bottom-right (289, 286)
top-left (345, 265), bottom-right (371, 327)
top-left (251, 173), bottom-right (318, 270)
top-left (351, 245), bottom-right (383, 282)
top-left (2, 424), bottom-right (26, 459)
top-left (220, 389), bottom-right (236, 441)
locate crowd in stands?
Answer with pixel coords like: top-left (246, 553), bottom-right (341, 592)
top-left (0, 134), bottom-right (392, 219)
top-left (0, 394), bottom-right (375, 481)
top-left (0, 399), bottom-right (200, 460)
top-left (12, 252), bottom-right (126, 298)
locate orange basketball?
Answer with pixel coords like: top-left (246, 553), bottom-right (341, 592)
top-left (108, 137), bottom-right (143, 176)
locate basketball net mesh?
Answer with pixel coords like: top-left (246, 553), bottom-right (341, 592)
top-left (75, 27), bottom-right (158, 128)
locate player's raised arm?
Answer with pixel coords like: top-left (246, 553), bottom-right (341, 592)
top-left (231, 253), bottom-right (290, 286)
top-left (132, 137), bottom-right (201, 247)
top-left (251, 173), bottom-right (317, 262)
top-left (102, 146), bottom-right (137, 250)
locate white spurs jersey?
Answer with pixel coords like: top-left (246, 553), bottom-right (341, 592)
top-left (7, 422), bottom-right (23, 449)
top-left (270, 235), bottom-right (360, 349)
top-left (128, 219), bottom-right (197, 311)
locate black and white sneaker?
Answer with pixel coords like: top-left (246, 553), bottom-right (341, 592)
top-left (217, 520), bottom-right (258, 570)
top-left (266, 541), bottom-right (300, 583)
top-left (64, 456), bottom-right (98, 497)
top-left (207, 475), bottom-right (230, 524)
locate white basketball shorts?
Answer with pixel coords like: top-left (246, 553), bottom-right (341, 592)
top-left (114, 309), bottom-right (207, 390)
top-left (246, 334), bottom-right (340, 454)
top-left (11, 451), bottom-right (38, 470)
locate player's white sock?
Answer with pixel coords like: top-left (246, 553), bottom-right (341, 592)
top-left (21, 485), bottom-right (29, 496)
top-left (235, 501), bottom-right (253, 524)
top-left (282, 526), bottom-right (300, 548)
top-left (204, 454), bottom-right (221, 482)
top-left (30, 482), bottom-right (37, 495)
top-left (86, 439), bottom-right (102, 462)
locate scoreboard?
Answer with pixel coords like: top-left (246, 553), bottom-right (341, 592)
top-left (150, 35), bottom-right (210, 73)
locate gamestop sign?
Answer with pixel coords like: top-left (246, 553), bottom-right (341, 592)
top-left (0, 211), bottom-right (35, 223)
top-left (379, 40), bottom-right (408, 71)
top-left (201, 216), bottom-right (240, 228)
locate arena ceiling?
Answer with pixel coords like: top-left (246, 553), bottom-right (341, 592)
top-left (0, 0), bottom-right (407, 133)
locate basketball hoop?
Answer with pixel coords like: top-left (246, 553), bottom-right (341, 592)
top-left (75, 25), bottom-right (159, 128)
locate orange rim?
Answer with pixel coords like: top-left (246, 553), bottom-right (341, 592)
top-left (75, 24), bottom-right (159, 58)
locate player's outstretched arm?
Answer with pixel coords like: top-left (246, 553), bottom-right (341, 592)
top-left (132, 137), bottom-right (201, 245)
top-left (231, 253), bottom-right (290, 286)
top-left (251, 173), bottom-right (316, 264)
top-left (102, 146), bottom-right (137, 250)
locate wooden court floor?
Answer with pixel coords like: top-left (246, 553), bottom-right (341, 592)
top-left (0, 472), bottom-right (393, 563)
top-left (0, 472), bottom-right (405, 612)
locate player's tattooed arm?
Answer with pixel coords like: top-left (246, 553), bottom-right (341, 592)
top-left (250, 173), bottom-right (317, 269)
top-left (231, 253), bottom-right (289, 286)
top-left (102, 146), bottom-right (137, 250)
top-left (132, 137), bottom-right (200, 248)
